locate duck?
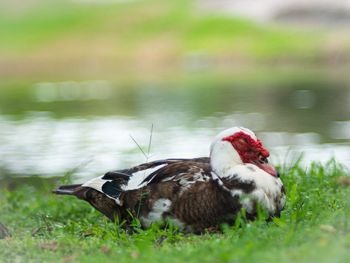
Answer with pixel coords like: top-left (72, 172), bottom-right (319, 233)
top-left (53, 127), bottom-right (285, 233)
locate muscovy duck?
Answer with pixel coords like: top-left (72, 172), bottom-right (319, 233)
top-left (53, 127), bottom-right (285, 233)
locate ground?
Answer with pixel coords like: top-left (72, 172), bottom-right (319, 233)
top-left (0, 161), bottom-right (349, 263)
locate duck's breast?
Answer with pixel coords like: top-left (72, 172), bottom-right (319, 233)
top-left (224, 164), bottom-right (285, 216)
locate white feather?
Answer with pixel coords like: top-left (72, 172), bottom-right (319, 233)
top-left (80, 164), bottom-right (168, 206)
top-left (122, 164), bottom-right (167, 191)
top-left (225, 164), bottom-right (284, 214)
top-left (81, 175), bottom-right (111, 192)
top-left (177, 170), bottom-right (209, 194)
top-left (140, 198), bottom-right (172, 227)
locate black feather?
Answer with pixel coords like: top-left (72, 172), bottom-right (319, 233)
top-left (102, 171), bottom-right (130, 180)
top-left (101, 181), bottom-right (124, 199)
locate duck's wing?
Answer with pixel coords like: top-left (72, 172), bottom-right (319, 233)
top-left (140, 159), bottom-right (211, 185)
top-left (81, 157), bottom-right (210, 204)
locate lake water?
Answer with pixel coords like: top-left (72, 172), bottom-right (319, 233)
top-left (0, 79), bottom-right (349, 182)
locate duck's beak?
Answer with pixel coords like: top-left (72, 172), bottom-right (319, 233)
top-left (255, 162), bottom-right (279, 177)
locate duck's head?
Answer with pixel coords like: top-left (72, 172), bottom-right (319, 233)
top-left (210, 127), bottom-right (278, 177)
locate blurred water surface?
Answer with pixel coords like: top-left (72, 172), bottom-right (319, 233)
top-left (0, 80), bottom-right (349, 181)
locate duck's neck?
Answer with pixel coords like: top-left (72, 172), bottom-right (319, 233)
top-left (210, 142), bottom-right (242, 177)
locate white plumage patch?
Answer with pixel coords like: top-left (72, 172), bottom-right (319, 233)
top-left (80, 164), bottom-right (168, 206)
top-left (140, 198), bottom-right (172, 228)
top-left (176, 170), bottom-right (210, 194)
top-left (122, 164), bottom-right (167, 191)
top-left (82, 175), bottom-right (111, 192)
top-left (225, 164), bottom-right (285, 215)
top-left (81, 175), bottom-right (125, 204)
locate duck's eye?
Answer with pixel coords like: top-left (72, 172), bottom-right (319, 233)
top-left (259, 155), bottom-right (268, 164)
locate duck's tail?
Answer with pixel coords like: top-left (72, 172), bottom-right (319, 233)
top-left (53, 184), bottom-right (122, 221)
top-left (52, 184), bottom-right (87, 199)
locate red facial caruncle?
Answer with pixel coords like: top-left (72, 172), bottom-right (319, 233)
top-left (222, 132), bottom-right (278, 177)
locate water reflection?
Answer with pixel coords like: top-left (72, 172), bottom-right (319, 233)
top-left (293, 90), bottom-right (315, 109)
top-left (0, 113), bottom-right (349, 181)
top-left (330, 121), bottom-right (350, 139)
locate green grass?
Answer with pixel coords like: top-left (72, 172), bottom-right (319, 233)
top-left (1, 161), bottom-right (350, 262)
top-left (0, 0), bottom-right (336, 59)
